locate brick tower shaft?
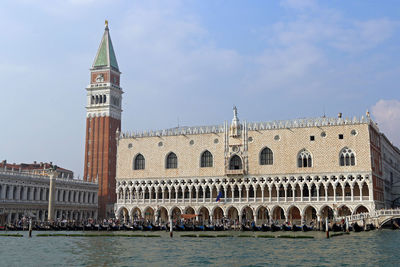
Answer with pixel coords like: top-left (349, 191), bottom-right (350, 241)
top-left (83, 21), bottom-right (123, 219)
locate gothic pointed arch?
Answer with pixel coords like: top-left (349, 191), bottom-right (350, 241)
top-left (260, 146), bottom-right (273, 165)
top-left (166, 152), bottom-right (178, 169)
top-left (339, 147), bottom-right (356, 166)
top-left (229, 155), bottom-right (242, 170)
top-left (133, 153), bottom-right (145, 170)
top-left (200, 150), bottom-right (213, 168)
top-left (297, 149), bottom-right (312, 168)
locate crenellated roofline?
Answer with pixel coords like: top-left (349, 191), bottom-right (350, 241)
top-left (119, 115), bottom-right (378, 140)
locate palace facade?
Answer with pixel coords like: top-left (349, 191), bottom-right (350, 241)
top-left (114, 108), bottom-right (400, 226)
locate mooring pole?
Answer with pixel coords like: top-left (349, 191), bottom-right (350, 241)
top-left (169, 215), bottom-right (173, 238)
top-left (325, 217), bottom-right (329, 239)
top-left (346, 217), bottom-right (349, 233)
top-left (28, 218), bottom-right (32, 238)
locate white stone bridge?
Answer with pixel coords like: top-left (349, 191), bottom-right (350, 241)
top-left (338, 209), bottom-right (400, 228)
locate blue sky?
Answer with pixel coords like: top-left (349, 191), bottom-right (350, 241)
top-left (1, 0), bottom-right (399, 177)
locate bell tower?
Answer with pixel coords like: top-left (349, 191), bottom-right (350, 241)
top-left (83, 21), bottom-right (123, 219)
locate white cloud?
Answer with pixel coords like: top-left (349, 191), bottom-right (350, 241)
top-left (371, 99), bottom-right (400, 146)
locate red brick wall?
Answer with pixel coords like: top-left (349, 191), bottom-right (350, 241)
top-left (84, 115), bottom-right (120, 218)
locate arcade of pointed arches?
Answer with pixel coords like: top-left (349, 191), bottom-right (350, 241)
top-left (116, 203), bottom-right (371, 226)
top-left (116, 173), bottom-right (372, 224)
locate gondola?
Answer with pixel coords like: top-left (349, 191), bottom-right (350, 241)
top-left (194, 225), bottom-right (205, 231)
top-left (332, 223), bottom-right (343, 232)
top-left (353, 222), bottom-right (363, 232)
top-left (205, 225), bottom-right (215, 231)
top-left (84, 223), bottom-right (95, 231)
top-left (251, 225), bottom-right (261, 231)
top-left (302, 225), bottom-right (313, 232)
top-left (142, 224), bottom-right (153, 231)
top-left (151, 224), bottom-right (162, 231)
top-left (132, 224), bottom-right (143, 231)
top-left (214, 225), bottom-right (225, 231)
top-left (281, 224), bottom-right (292, 231)
top-left (292, 225), bottom-right (302, 232)
top-left (184, 225), bottom-right (195, 231)
top-left (240, 224), bottom-right (251, 231)
top-left (261, 224), bottom-right (271, 232)
top-left (270, 224), bottom-right (281, 232)
top-left (173, 225), bottom-right (185, 231)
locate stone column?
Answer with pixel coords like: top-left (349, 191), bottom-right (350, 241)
top-left (292, 188), bottom-right (296, 202)
top-left (246, 187), bottom-right (249, 202)
top-left (276, 186), bottom-right (279, 202)
top-left (284, 186), bottom-right (287, 202)
top-left (300, 186), bottom-right (303, 202)
top-left (360, 185), bottom-right (363, 201)
top-left (224, 188), bottom-right (228, 202)
top-left (238, 189), bottom-right (242, 203)
top-left (48, 171), bottom-right (57, 221)
top-left (325, 187), bottom-right (328, 202)
top-left (269, 188), bottom-right (272, 202)
top-left (261, 186), bottom-right (265, 203)
top-left (196, 188), bottom-right (199, 203)
top-left (350, 186), bottom-right (354, 202)
top-left (202, 187), bottom-right (206, 203)
top-left (9, 185), bottom-right (14, 200)
top-left (155, 188), bottom-right (158, 203)
top-left (333, 186), bottom-right (337, 202)
top-left (316, 185), bottom-right (320, 201)
top-left (162, 188), bottom-right (165, 204)
top-left (189, 189), bottom-right (192, 203)
top-left (342, 186), bottom-right (345, 201)
top-left (1, 185), bottom-right (6, 200)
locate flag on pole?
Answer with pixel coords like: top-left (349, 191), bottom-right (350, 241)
top-left (216, 191), bottom-right (223, 202)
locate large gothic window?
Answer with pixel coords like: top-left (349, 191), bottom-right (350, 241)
top-left (229, 155), bottom-right (242, 170)
top-left (260, 147), bottom-right (273, 165)
top-left (200, 150), bottom-right (213, 167)
top-left (340, 147), bottom-right (356, 166)
top-left (298, 149), bottom-right (312, 168)
top-left (166, 152), bottom-right (178, 169)
top-left (134, 154), bottom-right (145, 170)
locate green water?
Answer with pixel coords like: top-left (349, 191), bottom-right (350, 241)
top-left (0, 230), bottom-right (399, 266)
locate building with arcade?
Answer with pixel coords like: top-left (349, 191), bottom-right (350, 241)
top-left (114, 108), bottom-right (400, 226)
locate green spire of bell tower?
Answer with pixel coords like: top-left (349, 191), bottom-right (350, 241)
top-left (92, 20), bottom-right (119, 71)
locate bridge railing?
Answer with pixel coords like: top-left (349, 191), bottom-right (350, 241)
top-left (337, 209), bottom-right (400, 223)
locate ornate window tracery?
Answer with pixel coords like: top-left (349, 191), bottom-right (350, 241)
top-left (298, 149), bottom-right (312, 168)
top-left (340, 147), bottom-right (356, 166)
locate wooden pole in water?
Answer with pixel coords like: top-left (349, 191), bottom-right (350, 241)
top-left (169, 216), bottom-right (173, 238)
top-left (325, 217), bottom-right (329, 239)
top-left (346, 217), bottom-right (349, 233)
top-left (28, 218), bottom-right (32, 238)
